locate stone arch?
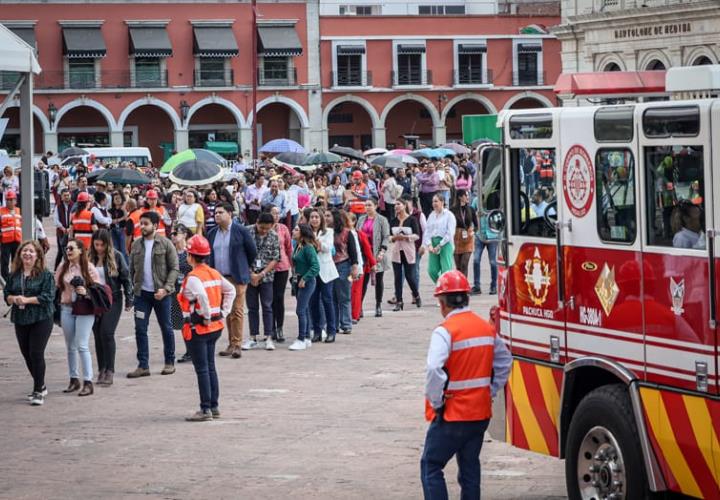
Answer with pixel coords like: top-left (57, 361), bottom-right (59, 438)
top-left (3, 102), bottom-right (50, 133)
top-left (380, 94), bottom-right (441, 128)
top-left (52, 98), bottom-right (117, 133)
top-left (322, 95), bottom-right (381, 130)
top-left (118, 97), bottom-right (182, 131)
top-left (441, 93), bottom-right (497, 124)
top-left (502, 92), bottom-right (554, 110)
top-left (638, 50), bottom-right (671, 71)
top-left (684, 46), bottom-right (717, 66)
top-left (595, 53), bottom-right (626, 72)
top-left (185, 96), bottom-right (245, 129)
top-left (247, 95), bottom-right (310, 129)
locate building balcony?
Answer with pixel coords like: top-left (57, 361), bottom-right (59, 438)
top-left (194, 69), bottom-right (234, 88)
top-left (331, 70), bottom-right (372, 87)
top-left (257, 67), bottom-right (297, 87)
top-left (513, 70), bottom-right (546, 86)
top-left (392, 70), bottom-right (432, 87)
top-left (11, 70), bottom-right (171, 90)
top-left (454, 69), bottom-right (493, 86)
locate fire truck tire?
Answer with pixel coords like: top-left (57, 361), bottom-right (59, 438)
top-left (565, 384), bottom-right (650, 500)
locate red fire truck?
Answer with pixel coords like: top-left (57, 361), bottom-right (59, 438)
top-left (478, 66), bottom-right (720, 499)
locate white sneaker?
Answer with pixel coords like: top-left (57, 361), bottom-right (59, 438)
top-left (27, 387), bottom-right (48, 401)
top-left (241, 339), bottom-right (258, 350)
top-left (265, 338), bottom-right (275, 351)
top-left (288, 339), bottom-right (307, 351)
top-left (321, 329), bottom-right (327, 342)
top-left (29, 392), bottom-right (44, 406)
top-left (304, 338), bottom-right (312, 348)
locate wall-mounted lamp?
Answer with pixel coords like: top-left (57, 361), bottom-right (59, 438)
top-left (48, 102), bottom-right (57, 128)
top-left (180, 100), bottom-right (189, 122)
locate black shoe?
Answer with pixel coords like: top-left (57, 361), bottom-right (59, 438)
top-left (275, 328), bottom-right (285, 343)
top-left (387, 297), bottom-right (397, 305)
top-left (312, 334), bottom-right (322, 343)
top-left (63, 378), bottom-right (81, 393)
top-left (393, 302), bottom-right (404, 312)
top-left (339, 328), bottom-right (352, 335)
top-left (351, 319), bottom-right (359, 325)
top-left (489, 286), bottom-right (497, 295)
top-left (177, 353), bottom-right (192, 363)
top-left (375, 305), bottom-right (383, 317)
top-left (471, 286), bottom-right (481, 295)
top-left (415, 296), bottom-right (422, 308)
top-left (324, 334), bottom-right (336, 343)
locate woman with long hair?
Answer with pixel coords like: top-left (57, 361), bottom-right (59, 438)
top-left (176, 189), bottom-right (204, 236)
top-left (88, 229), bottom-right (132, 386)
top-left (4, 241), bottom-right (55, 405)
top-left (55, 238), bottom-right (100, 396)
top-left (270, 206), bottom-right (293, 343)
top-left (307, 207), bottom-right (338, 343)
top-left (288, 224), bottom-right (320, 351)
top-left (357, 198), bottom-right (391, 317)
top-left (451, 190), bottom-right (477, 278)
top-left (170, 224), bottom-right (193, 363)
top-left (331, 209), bottom-right (359, 334)
top-left (422, 194), bottom-right (456, 283)
top-left (390, 199), bottom-right (421, 311)
top-left (326, 175), bottom-right (345, 210)
top-left (109, 190), bottom-right (128, 264)
top-left (348, 212), bottom-right (375, 323)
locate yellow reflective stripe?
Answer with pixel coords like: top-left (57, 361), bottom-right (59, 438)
top-left (640, 387), bottom-right (702, 498)
top-left (510, 360), bottom-right (549, 455)
top-left (452, 336), bottom-right (495, 351)
top-left (682, 394), bottom-right (720, 488)
top-left (535, 364), bottom-right (560, 428)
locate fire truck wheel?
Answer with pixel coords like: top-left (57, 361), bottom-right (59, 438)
top-left (565, 384), bottom-right (649, 500)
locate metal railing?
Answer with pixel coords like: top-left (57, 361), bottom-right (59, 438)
top-left (392, 69), bottom-right (432, 86)
top-left (193, 69), bottom-right (234, 88)
top-left (257, 67), bottom-right (297, 87)
top-left (26, 70), bottom-right (169, 90)
top-left (331, 70), bottom-right (372, 87)
top-left (513, 70), bottom-right (546, 86)
top-left (454, 68), bottom-right (493, 85)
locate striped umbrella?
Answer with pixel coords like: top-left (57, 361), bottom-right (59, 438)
top-left (161, 149), bottom-right (225, 174)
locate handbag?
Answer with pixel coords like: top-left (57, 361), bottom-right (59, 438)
top-left (53, 287), bottom-right (62, 326)
top-left (290, 275), bottom-right (299, 297)
top-left (71, 283), bottom-right (113, 316)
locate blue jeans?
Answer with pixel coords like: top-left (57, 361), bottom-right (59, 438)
top-left (61, 305), bottom-right (95, 381)
top-left (414, 251), bottom-right (422, 292)
top-left (420, 419), bottom-right (490, 500)
top-left (246, 281), bottom-right (274, 337)
top-left (334, 260), bottom-right (352, 331)
top-left (133, 291), bottom-right (175, 369)
top-left (111, 226), bottom-right (128, 265)
top-left (296, 276), bottom-right (316, 340)
top-left (473, 238), bottom-right (498, 290)
top-left (311, 278), bottom-right (336, 336)
top-left (187, 329), bottom-right (221, 411)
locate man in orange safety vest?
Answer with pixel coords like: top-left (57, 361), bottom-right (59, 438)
top-left (420, 270), bottom-right (512, 500)
top-left (0, 189), bottom-right (22, 280)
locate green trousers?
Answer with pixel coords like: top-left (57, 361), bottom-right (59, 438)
top-left (427, 236), bottom-right (455, 283)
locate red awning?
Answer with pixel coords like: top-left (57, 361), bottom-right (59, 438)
top-left (554, 71), bottom-right (666, 97)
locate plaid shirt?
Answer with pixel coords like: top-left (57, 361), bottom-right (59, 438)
top-left (247, 225), bottom-right (280, 284)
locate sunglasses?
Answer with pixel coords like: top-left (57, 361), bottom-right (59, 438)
top-left (66, 246), bottom-right (77, 251)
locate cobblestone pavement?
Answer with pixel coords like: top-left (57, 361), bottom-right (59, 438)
top-left (0, 235), bottom-right (566, 499)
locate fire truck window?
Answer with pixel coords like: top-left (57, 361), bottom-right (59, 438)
top-left (596, 149), bottom-right (636, 243)
top-left (594, 106), bottom-right (633, 142)
top-left (510, 148), bottom-right (556, 238)
top-left (645, 145), bottom-right (706, 249)
top-left (509, 114), bottom-right (553, 140)
top-left (642, 106), bottom-right (700, 138)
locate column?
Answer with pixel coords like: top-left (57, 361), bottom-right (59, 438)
top-left (44, 131), bottom-right (58, 154)
top-left (372, 127), bottom-right (386, 149)
top-left (433, 126), bottom-right (446, 147)
top-left (239, 127), bottom-right (253, 158)
top-left (174, 129), bottom-right (189, 152)
top-left (19, 74), bottom-right (34, 241)
top-left (305, 0), bottom-right (324, 153)
top-left (109, 130), bottom-right (124, 148)
top-left (301, 127), bottom-right (313, 152)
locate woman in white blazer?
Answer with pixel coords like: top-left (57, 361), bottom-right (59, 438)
top-left (306, 207), bottom-right (339, 343)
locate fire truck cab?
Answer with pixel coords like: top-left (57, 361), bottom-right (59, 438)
top-left (479, 66), bottom-right (720, 499)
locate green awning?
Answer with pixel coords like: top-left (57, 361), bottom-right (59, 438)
top-left (205, 141), bottom-right (238, 155)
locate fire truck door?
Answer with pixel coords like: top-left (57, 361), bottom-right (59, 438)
top-left (639, 103), bottom-right (716, 395)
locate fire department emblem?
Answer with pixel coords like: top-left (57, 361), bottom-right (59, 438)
top-left (594, 263), bottom-right (619, 316)
top-left (562, 145), bottom-right (595, 218)
top-left (524, 247), bottom-right (551, 306)
top-left (670, 277), bottom-right (685, 316)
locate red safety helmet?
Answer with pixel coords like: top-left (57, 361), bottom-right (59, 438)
top-left (4, 190), bottom-right (17, 200)
top-left (187, 234), bottom-right (211, 256)
top-left (434, 270), bottom-right (471, 297)
top-left (76, 191), bottom-right (90, 203)
top-left (352, 170), bottom-right (363, 180)
top-left (146, 189), bottom-right (159, 199)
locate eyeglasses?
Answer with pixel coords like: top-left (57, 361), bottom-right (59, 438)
top-left (66, 246), bottom-right (77, 251)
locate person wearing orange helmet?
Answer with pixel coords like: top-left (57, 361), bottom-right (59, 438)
top-left (420, 270), bottom-right (511, 500)
top-left (0, 189), bottom-right (22, 280)
top-left (177, 234), bottom-right (236, 421)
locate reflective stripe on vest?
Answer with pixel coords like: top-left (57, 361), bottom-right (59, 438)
top-left (425, 310), bottom-right (495, 422)
top-left (0, 207), bottom-right (21, 244)
top-left (176, 264), bottom-right (225, 341)
top-left (71, 209), bottom-right (94, 249)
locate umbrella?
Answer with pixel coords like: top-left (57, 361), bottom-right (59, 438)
top-left (271, 156), bottom-right (315, 173)
top-left (259, 138), bottom-right (305, 154)
top-left (409, 150), bottom-right (432, 159)
top-left (441, 143), bottom-right (471, 155)
top-left (304, 152), bottom-right (343, 165)
top-left (91, 168), bottom-right (150, 186)
top-left (169, 160), bottom-right (224, 186)
top-left (329, 145), bottom-right (364, 162)
top-left (371, 154), bottom-right (418, 168)
top-left (275, 152), bottom-right (309, 166)
top-left (388, 148), bottom-right (412, 155)
top-left (363, 147), bottom-right (388, 157)
top-left (161, 149), bottom-right (224, 174)
top-left (432, 148), bottom-right (457, 158)
top-left (60, 146), bottom-right (88, 159)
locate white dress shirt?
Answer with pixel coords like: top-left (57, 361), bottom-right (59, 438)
top-left (422, 208), bottom-right (456, 247)
top-left (182, 273), bottom-right (236, 319)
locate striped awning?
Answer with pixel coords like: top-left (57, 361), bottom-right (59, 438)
top-left (337, 45), bottom-right (365, 55)
top-left (193, 26), bottom-right (239, 58)
top-left (397, 44), bottom-right (425, 55)
top-left (129, 27), bottom-right (173, 57)
top-left (458, 44), bottom-right (486, 54)
top-left (257, 25), bottom-right (302, 57)
top-left (62, 27), bottom-right (106, 58)
top-left (518, 43), bottom-right (542, 53)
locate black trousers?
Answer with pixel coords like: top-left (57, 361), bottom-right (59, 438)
top-left (361, 270), bottom-right (384, 306)
top-left (15, 317), bottom-right (54, 392)
top-left (246, 281), bottom-right (274, 337)
top-left (272, 270), bottom-right (289, 332)
top-left (419, 192), bottom-right (436, 219)
top-left (93, 297), bottom-right (123, 373)
top-left (55, 233), bottom-right (67, 270)
top-left (1, 241), bottom-right (19, 281)
top-left (393, 253), bottom-right (419, 302)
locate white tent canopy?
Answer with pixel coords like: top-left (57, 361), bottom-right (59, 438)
top-left (0, 24), bottom-right (40, 74)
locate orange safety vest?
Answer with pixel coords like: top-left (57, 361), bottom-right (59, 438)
top-left (71, 209), bottom-right (94, 249)
top-left (425, 310), bottom-right (495, 422)
top-left (348, 183), bottom-right (367, 214)
top-left (176, 264), bottom-right (225, 341)
top-left (0, 206), bottom-right (21, 244)
top-left (131, 206), bottom-right (167, 239)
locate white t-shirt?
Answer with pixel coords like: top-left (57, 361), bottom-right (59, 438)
top-left (142, 239), bottom-right (155, 292)
top-left (96, 266), bottom-right (107, 286)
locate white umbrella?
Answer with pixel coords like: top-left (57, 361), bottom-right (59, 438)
top-left (363, 147), bottom-right (388, 157)
top-left (380, 153), bottom-right (419, 164)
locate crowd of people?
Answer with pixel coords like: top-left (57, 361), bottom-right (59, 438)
top-left (1, 149), bottom-right (500, 417)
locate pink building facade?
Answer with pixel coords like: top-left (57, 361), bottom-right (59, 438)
top-left (0, 0), bottom-right (560, 161)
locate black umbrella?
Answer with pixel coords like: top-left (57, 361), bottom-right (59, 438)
top-left (169, 160), bottom-right (224, 187)
top-left (91, 168), bottom-right (151, 186)
top-left (329, 145), bottom-right (364, 162)
top-left (275, 152), bottom-right (309, 166)
top-left (60, 146), bottom-right (88, 159)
